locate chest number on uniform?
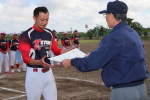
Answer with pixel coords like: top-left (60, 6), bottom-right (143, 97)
top-left (46, 51), bottom-right (50, 58)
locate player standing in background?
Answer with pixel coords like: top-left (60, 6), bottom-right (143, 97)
top-left (61, 32), bottom-right (71, 49)
top-left (9, 33), bottom-right (26, 73)
top-left (52, 30), bottom-right (59, 42)
top-left (70, 29), bottom-right (80, 49)
top-left (18, 6), bottom-right (73, 100)
top-left (50, 30), bottom-right (61, 66)
top-left (0, 32), bottom-right (11, 74)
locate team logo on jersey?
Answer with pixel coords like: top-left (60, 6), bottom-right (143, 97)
top-left (33, 39), bottom-right (51, 50)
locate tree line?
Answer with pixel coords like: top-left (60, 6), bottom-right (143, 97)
top-left (87, 18), bottom-right (149, 39)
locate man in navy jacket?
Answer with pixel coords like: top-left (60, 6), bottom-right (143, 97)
top-left (62, 0), bottom-right (149, 100)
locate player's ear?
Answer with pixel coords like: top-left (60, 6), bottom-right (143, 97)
top-left (33, 16), bottom-right (36, 21)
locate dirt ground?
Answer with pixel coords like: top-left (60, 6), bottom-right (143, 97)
top-left (0, 40), bottom-right (150, 100)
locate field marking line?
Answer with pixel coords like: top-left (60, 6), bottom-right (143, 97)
top-left (55, 76), bottom-right (104, 85)
top-left (0, 74), bottom-right (7, 79)
top-left (2, 94), bottom-right (26, 100)
top-left (0, 87), bottom-right (26, 93)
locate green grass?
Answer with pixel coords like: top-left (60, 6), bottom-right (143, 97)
top-left (58, 40), bottom-right (100, 45)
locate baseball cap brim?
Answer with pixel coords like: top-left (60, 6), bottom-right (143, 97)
top-left (98, 10), bottom-right (108, 14)
top-left (15, 50), bottom-right (24, 63)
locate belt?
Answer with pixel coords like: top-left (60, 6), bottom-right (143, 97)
top-left (33, 68), bottom-right (50, 73)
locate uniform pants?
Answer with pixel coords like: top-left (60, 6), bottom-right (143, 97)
top-left (110, 83), bottom-right (148, 100)
top-left (0, 52), bottom-right (9, 73)
top-left (10, 50), bottom-right (19, 66)
top-left (25, 67), bottom-right (57, 100)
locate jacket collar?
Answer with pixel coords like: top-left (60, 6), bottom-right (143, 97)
top-left (112, 20), bottom-right (128, 32)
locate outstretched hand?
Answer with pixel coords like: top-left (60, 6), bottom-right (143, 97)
top-left (39, 55), bottom-right (54, 68)
top-left (62, 59), bottom-right (71, 68)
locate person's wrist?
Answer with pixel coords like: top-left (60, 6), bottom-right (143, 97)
top-left (37, 60), bottom-right (41, 66)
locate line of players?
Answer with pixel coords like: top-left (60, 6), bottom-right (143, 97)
top-left (0, 29), bottom-right (80, 73)
top-left (50, 29), bottom-right (80, 66)
top-left (0, 32), bottom-right (26, 74)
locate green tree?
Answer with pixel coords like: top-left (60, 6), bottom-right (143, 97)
top-left (126, 18), bottom-right (143, 35)
top-left (87, 29), bottom-right (94, 39)
top-left (131, 22), bottom-right (143, 34)
top-left (126, 18), bottom-right (134, 27)
top-left (99, 25), bottom-right (106, 36)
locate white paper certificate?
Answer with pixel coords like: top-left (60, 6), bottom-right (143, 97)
top-left (49, 48), bottom-right (86, 62)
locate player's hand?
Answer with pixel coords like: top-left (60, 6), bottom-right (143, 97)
top-left (39, 55), bottom-right (54, 68)
top-left (62, 59), bottom-right (71, 68)
top-left (2, 51), bottom-right (7, 54)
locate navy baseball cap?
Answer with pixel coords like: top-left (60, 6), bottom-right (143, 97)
top-left (99, 0), bottom-right (128, 14)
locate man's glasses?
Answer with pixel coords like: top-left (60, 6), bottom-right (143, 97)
top-left (103, 13), bottom-right (106, 18)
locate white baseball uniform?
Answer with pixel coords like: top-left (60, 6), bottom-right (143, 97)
top-left (0, 38), bottom-right (10, 73)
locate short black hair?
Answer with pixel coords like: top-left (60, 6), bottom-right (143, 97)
top-left (33, 6), bottom-right (49, 17)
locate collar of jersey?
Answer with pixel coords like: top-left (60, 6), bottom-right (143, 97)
top-left (32, 25), bottom-right (44, 32)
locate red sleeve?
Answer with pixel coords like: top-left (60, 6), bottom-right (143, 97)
top-left (70, 35), bottom-right (73, 40)
top-left (61, 40), bottom-right (66, 47)
top-left (18, 33), bottom-right (31, 52)
top-left (20, 50), bottom-right (32, 64)
top-left (51, 40), bottom-right (62, 55)
top-left (0, 49), bottom-right (2, 52)
top-left (6, 42), bottom-right (10, 51)
top-left (18, 33), bottom-right (32, 64)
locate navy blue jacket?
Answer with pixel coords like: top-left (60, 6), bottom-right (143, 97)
top-left (71, 20), bottom-right (148, 88)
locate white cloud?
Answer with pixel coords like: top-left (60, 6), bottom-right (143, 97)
top-left (0, 0), bottom-right (150, 34)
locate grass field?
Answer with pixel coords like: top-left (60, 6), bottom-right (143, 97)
top-left (58, 40), bottom-right (101, 45)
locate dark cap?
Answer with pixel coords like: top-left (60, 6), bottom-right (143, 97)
top-left (74, 29), bottom-right (78, 32)
top-left (52, 30), bottom-right (56, 32)
top-left (99, 0), bottom-right (128, 14)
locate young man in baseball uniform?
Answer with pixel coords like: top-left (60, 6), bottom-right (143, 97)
top-left (0, 32), bottom-right (11, 74)
top-left (18, 6), bottom-right (72, 100)
top-left (61, 32), bottom-right (71, 49)
top-left (70, 29), bottom-right (80, 49)
top-left (62, 0), bottom-right (149, 100)
top-left (9, 33), bottom-right (26, 73)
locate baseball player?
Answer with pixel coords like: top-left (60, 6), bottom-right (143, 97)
top-left (70, 29), bottom-right (80, 49)
top-left (61, 32), bottom-right (71, 49)
top-left (17, 6), bottom-right (73, 100)
top-left (50, 30), bottom-right (61, 66)
top-left (9, 33), bottom-right (26, 73)
top-left (0, 32), bottom-right (11, 74)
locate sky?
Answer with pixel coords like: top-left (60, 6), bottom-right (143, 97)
top-left (0, 0), bottom-right (150, 34)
